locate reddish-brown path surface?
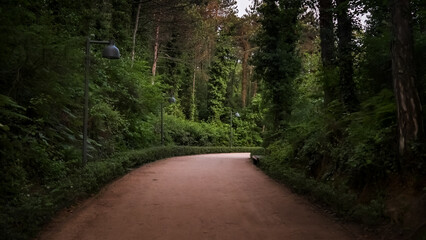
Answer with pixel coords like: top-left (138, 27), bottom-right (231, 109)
top-left (38, 153), bottom-right (367, 240)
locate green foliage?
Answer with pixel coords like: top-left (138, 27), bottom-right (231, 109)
top-left (357, 23), bottom-right (392, 97)
top-left (125, 114), bottom-right (159, 148)
top-left (346, 89), bottom-right (397, 173)
top-left (267, 140), bottom-right (294, 163)
top-left (208, 33), bottom-right (237, 121)
top-left (253, 0), bottom-right (302, 134)
top-left (161, 114), bottom-right (262, 147)
top-left (259, 42), bottom-right (396, 224)
top-left (164, 116), bottom-right (226, 146)
top-left (261, 86), bottom-right (396, 225)
top-left (277, 88), bottom-right (397, 184)
top-left (90, 101), bottom-right (128, 156)
top-left (0, 95), bottom-right (29, 198)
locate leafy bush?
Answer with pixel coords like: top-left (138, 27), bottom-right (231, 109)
top-left (271, 89), bottom-right (397, 186)
top-left (258, 155), bottom-right (384, 225)
top-left (164, 116), bottom-right (222, 146)
top-left (259, 90), bottom-right (397, 226)
top-left (160, 115), bottom-right (262, 147)
top-left (125, 114), bottom-right (159, 148)
top-left (90, 101), bottom-right (128, 156)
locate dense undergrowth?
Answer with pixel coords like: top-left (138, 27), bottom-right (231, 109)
top-left (258, 156), bottom-right (384, 225)
top-left (260, 87), bottom-right (426, 237)
top-left (0, 146), bottom-right (264, 240)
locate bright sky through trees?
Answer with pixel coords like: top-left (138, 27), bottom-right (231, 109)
top-left (236, 0), bottom-right (251, 16)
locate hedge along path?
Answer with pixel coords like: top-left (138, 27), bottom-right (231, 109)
top-left (38, 153), bottom-right (366, 240)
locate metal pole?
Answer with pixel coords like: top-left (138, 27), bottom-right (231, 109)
top-left (230, 110), bottom-right (233, 148)
top-left (161, 102), bottom-right (164, 146)
top-left (83, 38), bottom-right (90, 165)
top-left (90, 40), bottom-right (110, 44)
top-left (82, 38), bottom-right (112, 165)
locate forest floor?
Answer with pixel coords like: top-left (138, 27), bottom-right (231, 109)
top-left (37, 153), bottom-right (376, 240)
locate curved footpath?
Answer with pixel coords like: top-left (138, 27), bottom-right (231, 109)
top-left (38, 153), bottom-right (370, 240)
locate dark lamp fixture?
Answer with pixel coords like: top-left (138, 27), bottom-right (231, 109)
top-left (102, 42), bottom-right (120, 59)
top-left (169, 96), bottom-right (176, 103)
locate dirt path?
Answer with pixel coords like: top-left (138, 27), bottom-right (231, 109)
top-left (38, 153), bottom-right (367, 240)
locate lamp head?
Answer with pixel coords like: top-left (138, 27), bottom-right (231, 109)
top-left (169, 96), bottom-right (176, 103)
top-left (102, 41), bottom-right (120, 59)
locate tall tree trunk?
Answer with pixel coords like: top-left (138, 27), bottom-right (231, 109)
top-left (131, 3), bottom-right (142, 68)
top-left (391, 0), bottom-right (424, 158)
top-left (190, 66), bottom-right (197, 121)
top-left (152, 21), bottom-right (160, 84)
top-left (252, 79), bottom-right (258, 97)
top-left (336, 0), bottom-right (358, 111)
top-left (241, 41), bottom-right (249, 108)
top-left (319, 0), bottom-right (337, 105)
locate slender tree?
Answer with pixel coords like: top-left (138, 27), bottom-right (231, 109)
top-left (391, 0), bottom-right (424, 159)
top-left (152, 16), bottom-right (160, 83)
top-left (235, 11), bottom-right (259, 108)
top-left (131, 3), bottom-right (142, 67)
top-left (336, 0), bottom-right (358, 111)
top-left (319, 0), bottom-right (338, 105)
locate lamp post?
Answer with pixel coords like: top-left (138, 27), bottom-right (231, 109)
top-left (160, 96), bottom-right (176, 145)
top-left (230, 110), bottom-right (240, 148)
top-left (83, 37), bottom-right (120, 165)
